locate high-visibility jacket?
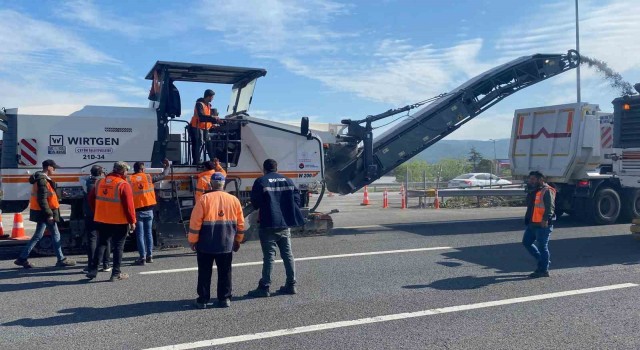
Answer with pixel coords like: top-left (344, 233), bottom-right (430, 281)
top-left (94, 175), bottom-right (130, 224)
top-left (188, 190), bottom-right (245, 254)
top-left (531, 185), bottom-right (556, 224)
top-left (128, 173), bottom-right (157, 209)
top-left (194, 166), bottom-right (227, 203)
top-left (29, 181), bottom-right (60, 211)
top-left (190, 101), bottom-right (213, 130)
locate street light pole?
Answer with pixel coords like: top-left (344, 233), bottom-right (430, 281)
top-left (489, 139), bottom-right (498, 187)
top-left (575, 0), bottom-right (581, 103)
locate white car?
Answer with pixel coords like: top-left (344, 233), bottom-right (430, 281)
top-left (447, 173), bottom-right (512, 188)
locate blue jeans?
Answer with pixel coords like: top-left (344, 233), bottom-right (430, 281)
top-left (522, 224), bottom-right (553, 272)
top-left (259, 228), bottom-right (296, 288)
top-left (19, 221), bottom-right (65, 262)
top-left (135, 210), bottom-right (154, 259)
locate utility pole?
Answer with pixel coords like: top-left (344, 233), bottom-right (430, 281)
top-left (575, 0), bottom-right (581, 103)
top-left (489, 139), bottom-right (497, 187)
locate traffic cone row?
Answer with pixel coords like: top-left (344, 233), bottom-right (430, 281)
top-left (11, 213), bottom-right (30, 240)
top-left (383, 188), bottom-right (389, 208)
top-left (631, 218), bottom-right (640, 239)
top-left (361, 186), bottom-right (370, 206)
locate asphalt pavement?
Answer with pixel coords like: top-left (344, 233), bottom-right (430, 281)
top-left (1, 194), bottom-right (639, 350)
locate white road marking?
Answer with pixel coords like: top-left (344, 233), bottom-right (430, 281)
top-left (144, 283), bottom-right (638, 350)
top-left (139, 247), bottom-right (452, 275)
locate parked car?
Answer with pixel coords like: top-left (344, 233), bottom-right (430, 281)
top-left (447, 173), bottom-right (512, 188)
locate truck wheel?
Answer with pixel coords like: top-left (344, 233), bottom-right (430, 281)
top-left (620, 189), bottom-right (640, 222)
top-left (587, 187), bottom-right (621, 225)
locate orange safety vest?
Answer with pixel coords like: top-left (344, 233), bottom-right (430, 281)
top-left (188, 190), bottom-right (245, 253)
top-left (94, 175), bottom-right (129, 224)
top-left (30, 181), bottom-right (60, 211)
top-left (128, 173), bottom-right (157, 209)
top-left (531, 185), bottom-right (556, 223)
top-left (194, 167), bottom-right (227, 203)
top-left (190, 101), bottom-right (214, 130)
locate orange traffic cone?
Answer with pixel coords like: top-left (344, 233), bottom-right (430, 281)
top-left (0, 210), bottom-right (6, 238)
top-left (434, 189), bottom-right (440, 209)
top-left (361, 186), bottom-right (370, 206)
top-left (11, 213), bottom-right (30, 240)
top-left (383, 189), bottom-right (389, 208)
top-left (401, 186), bottom-right (406, 209)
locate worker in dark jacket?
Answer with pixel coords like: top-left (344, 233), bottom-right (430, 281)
top-left (14, 159), bottom-right (76, 268)
top-left (522, 171), bottom-right (556, 278)
top-left (248, 159), bottom-right (305, 297)
top-left (83, 165), bottom-right (111, 272)
top-left (189, 89), bottom-right (221, 164)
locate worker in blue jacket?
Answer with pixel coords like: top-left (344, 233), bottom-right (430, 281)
top-left (248, 159), bottom-right (305, 297)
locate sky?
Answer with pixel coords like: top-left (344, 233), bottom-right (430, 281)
top-left (0, 0), bottom-right (639, 140)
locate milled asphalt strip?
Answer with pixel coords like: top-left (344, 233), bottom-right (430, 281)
top-left (144, 283), bottom-right (638, 350)
top-left (140, 247), bottom-right (452, 275)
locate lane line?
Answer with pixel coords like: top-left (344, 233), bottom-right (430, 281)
top-left (140, 247), bottom-right (452, 275)
top-left (144, 283), bottom-right (638, 350)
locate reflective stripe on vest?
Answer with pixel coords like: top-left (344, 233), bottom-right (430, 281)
top-left (531, 186), bottom-right (556, 223)
top-left (29, 181), bottom-right (60, 211)
top-left (94, 176), bottom-right (128, 224)
top-left (190, 101), bottom-right (213, 130)
top-left (128, 173), bottom-right (157, 209)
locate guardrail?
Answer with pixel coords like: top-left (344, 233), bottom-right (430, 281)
top-left (406, 188), bottom-right (526, 198)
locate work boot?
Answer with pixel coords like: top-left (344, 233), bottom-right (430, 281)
top-left (109, 273), bottom-right (129, 282)
top-left (86, 269), bottom-right (98, 280)
top-left (133, 258), bottom-right (146, 266)
top-left (55, 258), bottom-right (76, 267)
top-left (528, 271), bottom-right (550, 278)
top-left (14, 258), bottom-right (34, 269)
top-left (248, 285), bottom-right (270, 298)
top-left (218, 299), bottom-right (231, 308)
top-left (101, 264), bottom-right (112, 272)
top-left (146, 256), bottom-right (154, 264)
top-left (193, 299), bottom-right (207, 309)
top-left (277, 284), bottom-right (297, 295)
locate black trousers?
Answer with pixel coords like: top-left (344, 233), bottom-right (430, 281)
top-left (93, 223), bottom-right (128, 276)
top-left (197, 251), bottom-right (233, 303)
top-left (189, 127), bottom-right (215, 165)
top-left (86, 217), bottom-right (110, 267)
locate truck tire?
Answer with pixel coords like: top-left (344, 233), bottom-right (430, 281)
top-left (620, 189), bottom-right (640, 223)
top-left (0, 200), bottom-right (29, 213)
top-left (587, 187), bottom-right (621, 225)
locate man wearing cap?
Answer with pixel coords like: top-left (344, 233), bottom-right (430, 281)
top-left (86, 161), bottom-right (136, 281)
top-left (189, 89), bottom-right (221, 164)
top-left (14, 159), bottom-right (76, 268)
top-left (188, 172), bottom-right (245, 308)
top-left (83, 165), bottom-right (111, 272)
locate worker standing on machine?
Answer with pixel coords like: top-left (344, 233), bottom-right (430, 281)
top-left (129, 159), bottom-right (170, 266)
top-left (190, 89), bottom-right (221, 164)
top-left (195, 159), bottom-right (227, 203)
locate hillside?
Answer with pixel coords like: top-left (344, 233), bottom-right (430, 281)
top-left (413, 139), bottom-right (510, 163)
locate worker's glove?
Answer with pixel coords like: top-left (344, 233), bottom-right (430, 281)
top-left (233, 241), bottom-right (240, 252)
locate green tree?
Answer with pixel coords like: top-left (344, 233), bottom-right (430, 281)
top-left (477, 159), bottom-right (493, 173)
top-left (468, 146), bottom-right (484, 172)
top-left (436, 158), bottom-right (471, 181)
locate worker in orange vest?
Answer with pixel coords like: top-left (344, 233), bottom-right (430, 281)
top-left (195, 159), bottom-right (227, 203)
top-left (129, 159), bottom-right (170, 266)
top-left (14, 159), bottom-right (76, 269)
top-left (522, 170), bottom-right (556, 279)
top-left (189, 172), bottom-right (245, 308)
top-left (189, 89), bottom-right (221, 164)
top-left (86, 161), bottom-right (137, 281)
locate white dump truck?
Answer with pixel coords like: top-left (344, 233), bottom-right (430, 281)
top-left (509, 87), bottom-right (640, 224)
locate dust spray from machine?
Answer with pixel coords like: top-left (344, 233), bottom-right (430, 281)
top-left (580, 56), bottom-right (635, 96)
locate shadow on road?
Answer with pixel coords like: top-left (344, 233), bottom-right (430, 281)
top-left (405, 274), bottom-right (531, 290)
top-left (331, 217), bottom-right (593, 237)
